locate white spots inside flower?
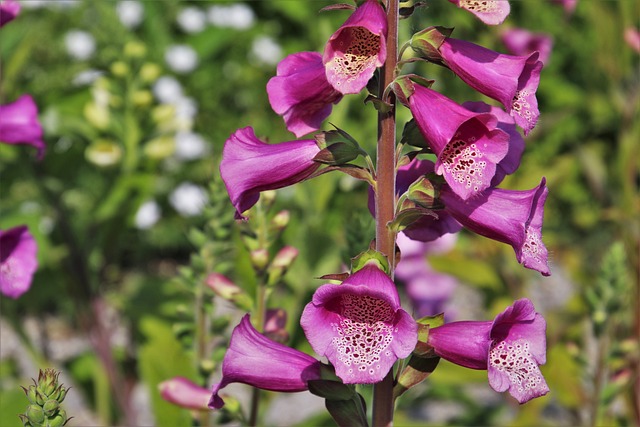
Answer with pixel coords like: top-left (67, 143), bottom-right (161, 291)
top-left (490, 340), bottom-right (544, 393)
top-left (331, 294), bottom-right (395, 378)
top-left (512, 90), bottom-right (533, 124)
top-left (441, 138), bottom-right (486, 192)
top-left (331, 27), bottom-right (380, 87)
top-left (0, 258), bottom-right (17, 283)
top-left (522, 229), bottom-right (544, 264)
top-left (459, 0), bottom-right (503, 13)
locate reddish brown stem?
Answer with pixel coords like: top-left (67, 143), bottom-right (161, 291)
top-left (372, 0), bottom-right (399, 426)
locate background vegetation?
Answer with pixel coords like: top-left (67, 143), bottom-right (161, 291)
top-left (1, 0), bottom-right (638, 425)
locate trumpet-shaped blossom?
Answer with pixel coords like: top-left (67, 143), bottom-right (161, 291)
top-left (438, 38), bottom-right (543, 135)
top-left (427, 298), bottom-right (549, 403)
top-left (301, 263), bottom-right (417, 384)
top-left (160, 377), bottom-right (211, 411)
top-left (209, 315), bottom-right (324, 409)
top-left (0, 95), bottom-right (46, 159)
top-left (0, 0), bottom-right (20, 27)
top-left (440, 178), bottom-right (550, 276)
top-left (501, 28), bottom-right (553, 65)
top-left (462, 101), bottom-right (524, 186)
top-left (447, 0), bottom-right (510, 25)
top-left (323, 0), bottom-right (387, 94)
top-left (267, 52), bottom-right (343, 137)
top-left (407, 84), bottom-right (510, 200)
top-left (0, 225), bottom-right (38, 299)
top-left (220, 127), bottom-right (321, 219)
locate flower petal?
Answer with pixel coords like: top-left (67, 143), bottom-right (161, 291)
top-left (219, 127), bottom-right (321, 219)
top-left (448, 0), bottom-right (510, 25)
top-left (0, 95), bottom-right (46, 159)
top-left (0, 225), bottom-right (38, 299)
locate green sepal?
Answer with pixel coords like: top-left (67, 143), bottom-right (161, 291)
top-left (387, 206), bottom-right (438, 233)
top-left (325, 394), bottom-right (369, 427)
top-left (400, 119), bottom-right (429, 149)
top-left (350, 250), bottom-right (390, 275)
top-left (393, 355), bottom-right (440, 400)
top-left (317, 272), bottom-right (350, 282)
top-left (417, 312), bottom-right (445, 328)
top-left (308, 380), bottom-right (357, 401)
top-left (407, 176), bottom-right (438, 208)
top-left (410, 26), bottom-right (454, 64)
top-left (391, 75), bottom-right (434, 107)
top-left (315, 126), bottom-right (360, 150)
top-left (313, 142), bottom-right (361, 166)
top-left (364, 94), bottom-right (393, 113)
top-left (43, 399), bottom-right (60, 417)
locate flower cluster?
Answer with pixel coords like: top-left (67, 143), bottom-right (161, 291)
top-left (161, 0), bottom-right (555, 421)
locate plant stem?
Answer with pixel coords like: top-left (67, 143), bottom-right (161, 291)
top-left (372, 1), bottom-right (399, 426)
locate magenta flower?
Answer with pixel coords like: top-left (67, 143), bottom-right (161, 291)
top-left (220, 127), bottom-right (321, 219)
top-left (440, 178), bottom-right (550, 276)
top-left (209, 315), bottom-right (324, 409)
top-left (267, 52), bottom-right (343, 137)
top-left (406, 84), bottom-right (510, 200)
top-left (438, 38), bottom-right (543, 135)
top-left (323, 0), bottom-right (387, 95)
top-left (462, 101), bottom-right (524, 186)
top-left (0, 0), bottom-right (20, 27)
top-left (0, 225), bottom-right (38, 299)
top-left (447, 0), bottom-right (510, 25)
top-left (624, 27), bottom-right (640, 53)
top-left (551, 0), bottom-right (578, 15)
top-left (301, 263), bottom-right (417, 384)
top-left (501, 28), bottom-right (553, 65)
top-left (160, 377), bottom-right (211, 411)
top-left (427, 298), bottom-right (549, 403)
top-left (0, 95), bottom-right (46, 159)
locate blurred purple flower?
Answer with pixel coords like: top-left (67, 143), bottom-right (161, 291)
top-left (447, 0), bottom-right (510, 25)
top-left (439, 38), bottom-right (543, 135)
top-left (501, 28), bottom-right (553, 65)
top-left (0, 225), bottom-right (38, 299)
top-left (396, 233), bottom-right (459, 319)
top-left (160, 377), bottom-right (210, 411)
top-left (220, 127), bottom-right (321, 219)
top-left (624, 27), bottom-right (640, 53)
top-left (440, 178), bottom-right (550, 276)
top-left (462, 101), bottom-right (524, 186)
top-left (427, 298), bottom-right (549, 403)
top-left (209, 315), bottom-right (324, 409)
top-left (405, 84), bottom-right (510, 200)
top-left (551, 0), bottom-right (578, 15)
top-left (323, 0), bottom-right (387, 95)
top-left (0, 0), bottom-right (20, 27)
top-left (0, 95), bottom-right (46, 159)
top-left (267, 52), bottom-right (343, 137)
top-left (301, 263), bottom-right (417, 384)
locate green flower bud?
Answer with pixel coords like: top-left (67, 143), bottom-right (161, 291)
top-left (124, 41), bottom-right (147, 58)
top-left (47, 409), bottom-right (68, 427)
top-left (26, 404), bottom-right (45, 424)
top-left (43, 399), bottom-right (59, 417)
top-left (140, 63), bottom-right (161, 83)
top-left (111, 61), bottom-right (130, 77)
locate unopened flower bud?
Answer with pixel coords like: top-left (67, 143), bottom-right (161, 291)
top-left (140, 63), bottom-right (161, 83)
top-left (43, 399), bottom-right (59, 417)
top-left (132, 90), bottom-right (153, 107)
top-left (271, 210), bottom-right (290, 231)
top-left (267, 246), bottom-right (298, 286)
top-left (26, 404), bottom-right (45, 424)
top-left (261, 190), bottom-right (277, 207)
top-left (48, 409), bottom-right (68, 427)
top-left (159, 377), bottom-right (210, 410)
top-left (264, 308), bottom-right (289, 343)
top-left (124, 41), bottom-right (147, 58)
top-left (250, 249), bottom-right (269, 271)
top-left (111, 61), bottom-right (130, 77)
top-left (205, 273), bottom-right (241, 300)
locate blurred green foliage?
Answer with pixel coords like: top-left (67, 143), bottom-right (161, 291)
top-left (1, 0), bottom-right (638, 426)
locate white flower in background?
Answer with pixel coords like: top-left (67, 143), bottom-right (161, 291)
top-left (153, 76), bottom-right (184, 104)
top-left (174, 131), bottom-right (208, 161)
top-left (21, 0), bottom-right (46, 9)
top-left (73, 69), bottom-right (104, 86)
top-left (251, 36), bottom-right (283, 66)
top-left (134, 200), bottom-right (161, 229)
top-left (177, 7), bottom-right (206, 34)
top-left (116, 1), bottom-right (144, 29)
top-left (64, 30), bottom-right (96, 61)
top-left (208, 3), bottom-right (255, 30)
top-left (173, 97), bottom-right (198, 121)
top-left (165, 44), bottom-right (199, 74)
top-left (169, 182), bottom-right (208, 217)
